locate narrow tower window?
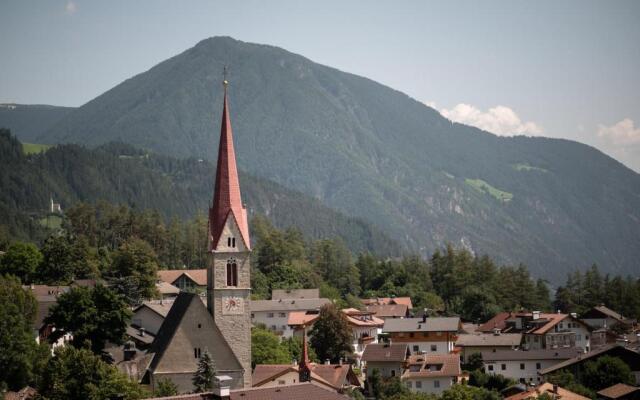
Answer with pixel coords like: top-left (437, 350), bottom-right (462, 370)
top-left (232, 237), bottom-right (236, 247)
top-left (226, 259), bottom-right (238, 286)
top-left (227, 237), bottom-right (231, 247)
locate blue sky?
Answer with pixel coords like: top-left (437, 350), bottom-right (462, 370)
top-left (1, 0), bottom-right (639, 171)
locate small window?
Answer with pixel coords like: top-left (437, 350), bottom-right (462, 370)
top-left (536, 362), bottom-right (541, 370)
top-left (415, 381), bottom-right (422, 389)
top-left (270, 325), bottom-right (276, 330)
top-left (413, 345), bottom-right (419, 352)
top-left (488, 365), bottom-right (494, 371)
top-left (232, 237), bottom-right (236, 247)
top-left (198, 323), bottom-right (202, 329)
top-left (278, 380), bottom-right (285, 385)
top-left (226, 259), bottom-right (238, 286)
top-left (267, 313), bottom-right (274, 318)
top-left (501, 364), bottom-right (506, 370)
top-left (194, 348), bottom-right (201, 358)
top-left (406, 381), bottom-right (412, 388)
top-left (227, 237), bottom-right (232, 247)
top-left (520, 363), bottom-right (525, 370)
top-left (586, 335), bottom-right (589, 340)
top-left (391, 370), bottom-right (396, 377)
top-left (434, 380), bottom-right (440, 388)
top-left (431, 344), bottom-right (437, 352)
top-left (251, 313), bottom-right (255, 319)
top-left (279, 312), bottom-right (286, 318)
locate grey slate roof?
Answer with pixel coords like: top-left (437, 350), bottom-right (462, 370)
top-left (144, 292), bottom-right (242, 377)
top-left (251, 298), bottom-right (331, 312)
top-left (539, 344), bottom-right (640, 375)
top-left (456, 333), bottom-right (522, 347)
top-left (361, 343), bottom-right (409, 362)
top-left (382, 317), bottom-right (460, 333)
top-left (481, 348), bottom-right (583, 362)
top-left (271, 289), bottom-right (320, 300)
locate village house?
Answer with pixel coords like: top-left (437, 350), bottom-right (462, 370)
top-left (361, 342), bottom-right (409, 378)
top-left (157, 269), bottom-right (207, 293)
top-left (455, 331), bottom-right (522, 364)
top-left (540, 344), bottom-right (640, 385)
top-left (482, 348), bottom-right (583, 385)
top-left (155, 281), bottom-right (180, 300)
top-left (24, 284), bottom-right (72, 348)
top-left (479, 311), bottom-right (592, 352)
top-left (251, 297), bottom-right (331, 338)
top-left (581, 305), bottom-right (635, 331)
top-left (132, 301), bottom-right (174, 336)
top-left (382, 316), bottom-right (461, 355)
top-left (342, 308), bottom-right (385, 362)
top-left (504, 382), bottom-right (590, 400)
top-left (402, 353), bottom-right (462, 395)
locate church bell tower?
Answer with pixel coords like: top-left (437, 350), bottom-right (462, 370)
top-left (207, 73), bottom-right (252, 388)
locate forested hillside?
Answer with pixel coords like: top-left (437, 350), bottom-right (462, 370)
top-left (0, 130), bottom-right (399, 256)
top-left (23, 36), bottom-right (640, 280)
top-left (0, 103), bottom-right (73, 142)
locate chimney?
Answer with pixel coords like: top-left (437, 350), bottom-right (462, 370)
top-left (570, 312), bottom-right (577, 318)
top-left (493, 327), bottom-right (501, 336)
top-left (123, 341), bottom-right (136, 361)
top-left (422, 313), bottom-right (427, 323)
top-left (325, 359), bottom-right (331, 365)
top-left (213, 375), bottom-right (232, 399)
top-left (553, 384), bottom-right (558, 394)
top-left (139, 327), bottom-right (145, 337)
top-left (532, 311), bottom-right (540, 320)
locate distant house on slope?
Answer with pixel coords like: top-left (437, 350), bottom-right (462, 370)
top-left (402, 353), bottom-right (462, 395)
top-left (455, 331), bottom-right (522, 363)
top-left (482, 348), bottom-right (582, 385)
top-left (361, 342), bottom-right (409, 378)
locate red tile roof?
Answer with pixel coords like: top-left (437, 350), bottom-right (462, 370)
top-left (342, 308), bottom-right (384, 327)
top-left (252, 364), bottom-right (358, 390)
top-left (362, 297), bottom-right (413, 309)
top-left (505, 383), bottom-right (590, 400)
top-left (597, 383), bottom-right (640, 399)
top-left (209, 86), bottom-right (250, 250)
top-left (365, 304), bottom-right (408, 318)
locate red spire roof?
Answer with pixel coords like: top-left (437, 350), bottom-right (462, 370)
top-left (299, 326), bottom-right (312, 382)
top-left (209, 83), bottom-right (250, 250)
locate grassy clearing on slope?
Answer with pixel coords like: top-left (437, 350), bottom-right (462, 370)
top-left (513, 163), bottom-right (548, 173)
top-left (22, 142), bottom-right (52, 154)
top-left (465, 178), bottom-right (513, 202)
top-left (39, 214), bottom-right (62, 230)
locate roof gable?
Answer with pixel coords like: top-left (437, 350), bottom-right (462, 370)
top-left (146, 292), bottom-right (242, 376)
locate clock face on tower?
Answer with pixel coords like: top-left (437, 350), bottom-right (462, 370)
top-left (222, 296), bottom-right (244, 315)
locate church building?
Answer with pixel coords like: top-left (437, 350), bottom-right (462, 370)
top-left (142, 76), bottom-right (252, 392)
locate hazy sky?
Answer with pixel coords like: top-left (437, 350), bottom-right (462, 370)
top-left (1, 0), bottom-right (639, 171)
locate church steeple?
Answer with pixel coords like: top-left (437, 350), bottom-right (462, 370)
top-left (209, 74), bottom-right (250, 251)
top-left (299, 326), bottom-right (312, 383)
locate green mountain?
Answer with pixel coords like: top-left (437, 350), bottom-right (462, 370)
top-left (0, 103), bottom-right (74, 142)
top-left (9, 37), bottom-right (640, 279)
top-left (0, 130), bottom-right (400, 257)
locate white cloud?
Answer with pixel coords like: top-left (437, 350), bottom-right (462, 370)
top-left (426, 102), bottom-right (543, 136)
top-left (597, 118), bottom-right (640, 145)
top-left (65, 1), bottom-right (77, 15)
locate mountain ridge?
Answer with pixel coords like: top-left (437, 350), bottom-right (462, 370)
top-left (3, 36), bottom-right (638, 279)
